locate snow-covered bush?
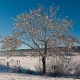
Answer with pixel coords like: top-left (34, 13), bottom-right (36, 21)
top-left (74, 61), bottom-right (80, 77)
top-left (34, 62), bottom-right (43, 75)
top-left (11, 65), bottom-right (22, 73)
top-left (47, 56), bottom-right (80, 77)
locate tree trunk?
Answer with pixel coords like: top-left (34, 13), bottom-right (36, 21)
top-left (42, 56), bottom-right (46, 74)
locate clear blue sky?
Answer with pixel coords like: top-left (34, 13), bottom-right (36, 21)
top-left (0, 0), bottom-right (80, 49)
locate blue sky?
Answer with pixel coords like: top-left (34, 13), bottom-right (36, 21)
top-left (0, 0), bottom-right (80, 49)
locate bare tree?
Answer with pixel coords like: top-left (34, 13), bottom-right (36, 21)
top-left (1, 4), bottom-right (80, 74)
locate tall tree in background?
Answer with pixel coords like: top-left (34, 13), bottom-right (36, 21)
top-left (1, 4), bottom-right (80, 74)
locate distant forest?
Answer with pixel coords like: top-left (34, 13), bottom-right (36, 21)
top-left (0, 46), bottom-right (80, 56)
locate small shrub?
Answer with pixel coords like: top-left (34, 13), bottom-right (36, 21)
top-left (74, 61), bottom-right (80, 77)
top-left (47, 56), bottom-right (74, 76)
top-left (11, 66), bottom-right (22, 73)
top-left (7, 62), bottom-right (9, 66)
top-left (34, 62), bottom-right (43, 75)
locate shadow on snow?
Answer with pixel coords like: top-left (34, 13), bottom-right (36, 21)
top-left (0, 64), bottom-right (80, 79)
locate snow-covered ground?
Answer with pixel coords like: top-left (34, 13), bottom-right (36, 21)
top-left (0, 56), bottom-right (80, 80)
top-left (1, 72), bottom-right (80, 80)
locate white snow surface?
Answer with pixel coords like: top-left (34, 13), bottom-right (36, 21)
top-left (0, 56), bottom-right (80, 80)
top-left (0, 72), bottom-right (80, 80)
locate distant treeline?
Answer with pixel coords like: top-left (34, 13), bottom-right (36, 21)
top-left (0, 46), bottom-right (80, 56)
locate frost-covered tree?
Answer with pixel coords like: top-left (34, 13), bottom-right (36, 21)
top-left (1, 35), bottom-right (21, 57)
top-left (1, 4), bottom-right (80, 74)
